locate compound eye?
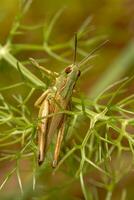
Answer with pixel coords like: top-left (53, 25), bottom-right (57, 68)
top-left (65, 66), bottom-right (72, 74)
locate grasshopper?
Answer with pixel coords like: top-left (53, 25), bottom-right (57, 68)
top-left (32, 35), bottom-right (107, 167)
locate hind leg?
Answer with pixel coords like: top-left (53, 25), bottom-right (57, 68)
top-left (38, 99), bottom-right (49, 165)
top-left (52, 116), bottom-right (66, 168)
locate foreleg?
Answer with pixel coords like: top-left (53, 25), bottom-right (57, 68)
top-left (34, 89), bottom-right (49, 108)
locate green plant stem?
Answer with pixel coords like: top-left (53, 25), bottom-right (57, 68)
top-left (0, 44), bottom-right (46, 88)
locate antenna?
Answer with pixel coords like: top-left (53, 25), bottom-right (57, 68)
top-left (73, 33), bottom-right (77, 65)
top-left (79, 39), bottom-right (109, 66)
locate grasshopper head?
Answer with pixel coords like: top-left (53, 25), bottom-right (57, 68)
top-left (64, 64), bottom-right (81, 79)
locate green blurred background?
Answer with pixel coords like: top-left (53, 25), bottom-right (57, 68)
top-left (0, 0), bottom-right (134, 199)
